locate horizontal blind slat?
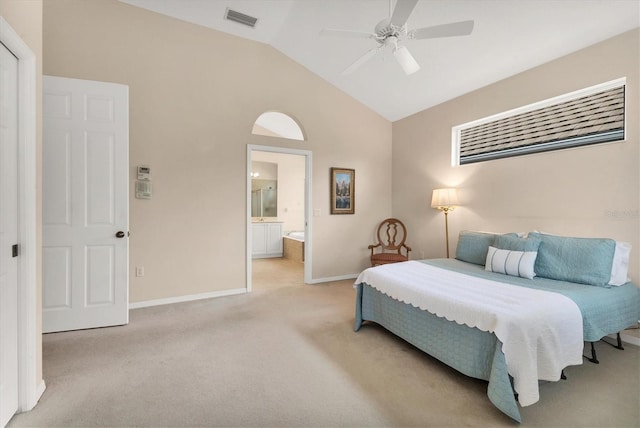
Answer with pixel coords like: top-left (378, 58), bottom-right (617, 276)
top-left (458, 85), bottom-right (625, 164)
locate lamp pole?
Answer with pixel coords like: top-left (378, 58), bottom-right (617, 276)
top-left (431, 188), bottom-right (459, 259)
top-left (442, 206), bottom-right (452, 258)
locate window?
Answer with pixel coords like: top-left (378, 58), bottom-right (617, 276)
top-left (252, 111), bottom-right (305, 141)
top-left (452, 78), bottom-right (626, 165)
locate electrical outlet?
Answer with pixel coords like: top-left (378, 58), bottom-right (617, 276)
top-left (136, 266), bottom-right (145, 277)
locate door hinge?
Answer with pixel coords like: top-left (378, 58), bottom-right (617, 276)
top-left (12, 244), bottom-right (19, 258)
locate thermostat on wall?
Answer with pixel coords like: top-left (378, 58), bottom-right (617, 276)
top-left (135, 180), bottom-right (152, 199)
top-left (137, 165), bottom-right (151, 180)
top-left (136, 165), bottom-right (152, 199)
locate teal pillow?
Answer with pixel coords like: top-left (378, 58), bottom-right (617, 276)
top-left (528, 232), bottom-right (616, 286)
top-left (455, 231), bottom-right (517, 265)
top-left (494, 234), bottom-right (541, 252)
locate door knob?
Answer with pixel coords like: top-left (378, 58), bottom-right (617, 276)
top-left (115, 231), bottom-right (127, 238)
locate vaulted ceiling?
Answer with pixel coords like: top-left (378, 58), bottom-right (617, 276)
top-left (121, 0), bottom-right (640, 121)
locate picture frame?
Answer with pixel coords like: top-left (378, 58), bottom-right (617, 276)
top-left (330, 167), bottom-right (355, 214)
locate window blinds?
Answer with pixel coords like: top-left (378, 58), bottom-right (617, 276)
top-left (455, 81), bottom-right (625, 165)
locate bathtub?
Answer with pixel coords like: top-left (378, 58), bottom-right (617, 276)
top-left (283, 231), bottom-right (304, 262)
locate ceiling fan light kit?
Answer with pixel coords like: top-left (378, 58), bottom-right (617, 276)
top-left (321, 0), bottom-right (474, 76)
top-left (394, 45), bottom-right (420, 75)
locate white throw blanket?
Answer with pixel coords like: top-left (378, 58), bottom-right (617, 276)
top-left (355, 261), bottom-right (584, 406)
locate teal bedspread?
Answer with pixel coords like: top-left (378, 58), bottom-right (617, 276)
top-left (421, 259), bottom-right (640, 342)
top-left (354, 259), bottom-right (640, 423)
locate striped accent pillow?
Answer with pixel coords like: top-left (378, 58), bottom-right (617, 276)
top-left (485, 246), bottom-right (537, 279)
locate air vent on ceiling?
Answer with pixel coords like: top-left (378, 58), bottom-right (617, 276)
top-left (224, 8), bottom-right (258, 28)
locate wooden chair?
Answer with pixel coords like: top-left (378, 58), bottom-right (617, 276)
top-left (368, 218), bottom-right (411, 266)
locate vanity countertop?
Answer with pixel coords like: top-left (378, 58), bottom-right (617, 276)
top-left (251, 218), bottom-right (283, 223)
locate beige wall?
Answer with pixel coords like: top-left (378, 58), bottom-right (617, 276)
top-left (0, 0), bottom-right (44, 396)
top-left (393, 29), bottom-right (639, 282)
top-left (43, 0), bottom-right (392, 302)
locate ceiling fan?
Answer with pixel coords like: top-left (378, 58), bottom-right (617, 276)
top-left (321, 0), bottom-right (474, 75)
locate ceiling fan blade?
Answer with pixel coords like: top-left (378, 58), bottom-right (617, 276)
top-left (390, 0), bottom-right (419, 27)
top-left (393, 45), bottom-right (420, 75)
top-left (342, 46), bottom-right (380, 75)
top-left (320, 28), bottom-right (377, 39)
top-left (411, 20), bottom-right (475, 40)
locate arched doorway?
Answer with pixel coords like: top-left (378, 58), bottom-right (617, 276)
top-left (246, 145), bottom-right (312, 292)
top-left (247, 111), bottom-right (310, 292)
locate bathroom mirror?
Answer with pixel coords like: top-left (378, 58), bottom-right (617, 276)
top-left (251, 161), bottom-right (277, 218)
top-left (251, 180), bottom-right (277, 217)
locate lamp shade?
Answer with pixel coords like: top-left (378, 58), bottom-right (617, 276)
top-left (431, 188), bottom-right (459, 209)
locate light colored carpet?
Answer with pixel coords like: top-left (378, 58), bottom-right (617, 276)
top-left (9, 259), bottom-right (640, 427)
top-left (252, 257), bottom-right (304, 291)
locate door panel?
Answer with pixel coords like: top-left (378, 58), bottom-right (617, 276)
top-left (42, 246), bottom-right (72, 309)
top-left (43, 76), bottom-right (129, 333)
top-left (86, 132), bottom-right (115, 225)
top-left (42, 129), bottom-right (71, 226)
top-left (86, 245), bottom-right (115, 306)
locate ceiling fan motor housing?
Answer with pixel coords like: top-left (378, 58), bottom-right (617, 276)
top-left (374, 18), bottom-right (406, 44)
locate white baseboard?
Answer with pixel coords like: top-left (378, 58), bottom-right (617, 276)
top-left (130, 288), bottom-right (247, 309)
top-left (128, 275), bottom-right (359, 309)
top-left (309, 274), bottom-right (359, 284)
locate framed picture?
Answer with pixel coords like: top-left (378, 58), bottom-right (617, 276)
top-left (330, 167), bottom-right (355, 214)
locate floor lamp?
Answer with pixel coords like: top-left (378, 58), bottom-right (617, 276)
top-left (431, 188), bottom-right (459, 258)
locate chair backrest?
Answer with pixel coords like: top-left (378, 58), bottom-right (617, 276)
top-left (374, 218), bottom-right (408, 253)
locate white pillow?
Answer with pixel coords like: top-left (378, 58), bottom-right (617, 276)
top-left (609, 241), bottom-right (632, 286)
top-left (485, 246), bottom-right (537, 279)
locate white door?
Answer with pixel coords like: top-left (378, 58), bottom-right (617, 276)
top-left (0, 41), bottom-right (19, 428)
top-left (43, 76), bottom-right (129, 333)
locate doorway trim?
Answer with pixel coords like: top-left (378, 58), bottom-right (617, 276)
top-left (246, 145), bottom-right (312, 291)
top-left (0, 17), bottom-right (45, 412)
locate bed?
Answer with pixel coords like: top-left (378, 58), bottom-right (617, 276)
top-left (353, 232), bottom-right (640, 423)
top-left (283, 231), bottom-right (304, 262)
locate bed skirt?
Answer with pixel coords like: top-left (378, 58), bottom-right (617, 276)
top-left (354, 283), bottom-right (522, 422)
